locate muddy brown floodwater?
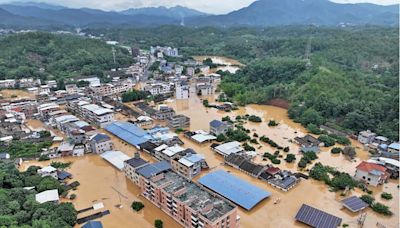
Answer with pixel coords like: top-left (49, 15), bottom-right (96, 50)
top-left (192, 56), bottom-right (244, 73)
top-left (18, 90), bottom-right (399, 228)
top-left (165, 93), bottom-right (399, 228)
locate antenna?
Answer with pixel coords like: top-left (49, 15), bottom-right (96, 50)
top-left (112, 47), bottom-right (116, 64)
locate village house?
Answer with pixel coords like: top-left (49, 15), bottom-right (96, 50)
top-left (388, 142), bottom-right (399, 153)
top-left (155, 105), bottom-right (175, 120)
top-left (354, 161), bottom-right (389, 186)
top-left (167, 114), bottom-right (190, 129)
top-left (294, 134), bottom-right (322, 148)
top-left (209, 120), bottom-right (233, 136)
top-left (0, 79), bottom-right (16, 88)
top-left (196, 83), bottom-right (214, 96)
top-left (358, 130), bottom-right (376, 144)
top-left (88, 133), bottom-right (114, 154)
top-left (65, 84), bottom-right (78, 94)
top-left (212, 141), bottom-right (244, 157)
top-left (37, 166), bottom-right (58, 179)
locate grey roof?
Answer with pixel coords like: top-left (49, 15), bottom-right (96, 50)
top-left (136, 160), bottom-right (171, 178)
top-left (210, 120), bottom-right (223, 128)
top-left (0, 153), bottom-right (10, 159)
top-left (341, 196), bottom-right (368, 212)
top-left (57, 170), bottom-right (72, 180)
top-left (125, 157), bottom-right (148, 169)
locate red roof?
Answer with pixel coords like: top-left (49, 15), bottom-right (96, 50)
top-left (265, 166), bottom-right (281, 175)
top-left (356, 161), bottom-right (386, 173)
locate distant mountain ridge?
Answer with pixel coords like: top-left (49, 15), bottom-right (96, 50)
top-left (120, 5), bottom-right (208, 19)
top-left (188, 0), bottom-right (399, 26)
top-left (0, 0), bottom-right (398, 28)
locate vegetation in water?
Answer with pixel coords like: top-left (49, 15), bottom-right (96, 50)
top-left (0, 161), bottom-right (77, 227)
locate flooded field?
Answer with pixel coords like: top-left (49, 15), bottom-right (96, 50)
top-left (192, 56), bottom-right (244, 73)
top-left (0, 89), bottom-right (35, 99)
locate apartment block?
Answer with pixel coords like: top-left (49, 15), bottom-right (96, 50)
top-left (137, 170), bottom-right (238, 228)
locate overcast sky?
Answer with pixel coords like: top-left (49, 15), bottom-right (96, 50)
top-left (0, 0), bottom-right (397, 14)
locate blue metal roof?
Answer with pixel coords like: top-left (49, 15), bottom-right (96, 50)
top-left (136, 160), bottom-right (171, 179)
top-left (82, 221), bottom-right (103, 228)
top-left (388, 143), bottom-right (399, 150)
top-left (184, 154), bottom-right (203, 163)
top-left (210, 120), bottom-right (223, 128)
top-left (198, 170), bottom-right (271, 210)
top-left (105, 122), bottom-right (152, 147)
top-left (91, 133), bottom-right (111, 143)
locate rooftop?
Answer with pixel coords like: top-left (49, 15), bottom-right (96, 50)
top-left (82, 104), bottom-right (113, 116)
top-left (356, 161), bottom-right (386, 174)
top-left (35, 189), bottom-right (59, 204)
top-left (136, 160), bottom-right (171, 179)
top-left (105, 121), bottom-right (153, 147)
top-left (198, 170), bottom-right (271, 210)
top-left (341, 196), bottom-right (368, 213)
top-left (100, 151), bottom-right (130, 170)
top-left (295, 204), bottom-right (342, 228)
top-left (152, 171), bottom-right (235, 222)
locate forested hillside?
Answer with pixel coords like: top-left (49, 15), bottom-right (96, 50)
top-left (91, 26), bottom-right (398, 139)
top-left (0, 33), bottom-right (134, 81)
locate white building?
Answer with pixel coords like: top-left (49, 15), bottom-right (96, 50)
top-left (0, 79), bottom-right (16, 88)
top-left (88, 133), bottom-right (114, 154)
top-left (37, 166), bottom-right (58, 179)
top-left (354, 161), bottom-right (389, 186)
top-left (35, 189), bottom-right (59, 204)
top-left (358, 130), bottom-right (376, 144)
top-left (213, 141), bottom-right (244, 157)
top-left (175, 82), bottom-right (190, 99)
top-left (80, 104), bottom-right (114, 127)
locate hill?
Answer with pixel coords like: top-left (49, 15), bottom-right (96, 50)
top-left (120, 5), bottom-right (207, 19)
top-left (189, 0), bottom-right (399, 26)
top-left (0, 32), bottom-right (134, 81)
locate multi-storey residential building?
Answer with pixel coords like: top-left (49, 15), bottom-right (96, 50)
top-left (68, 100), bottom-right (114, 127)
top-left (37, 103), bottom-right (61, 120)
top-left (155, 105), bottom-right (175, 120)
top-left (123, 152), bottom-right (149, 185)
top-left (175, 82), bottom-right (190, 100)
top-left (136, 170), bottom-right (238, 228)
top-left (88, 133), bottom-right (114, 154)
top-left (196, 83), bottom-right (214, 96)
top-left (167, 114), bottom-right (190, 129)
top-left (144, 82), bottom-right (172, 96)
top-left (0, 79), bottom-right (16, 88)
top-left (171, 153), bottom-right (205, 179)
top-left (88, 80), bottom-right (133, 97)
top-left (65, 84), bottom-right (78, 94)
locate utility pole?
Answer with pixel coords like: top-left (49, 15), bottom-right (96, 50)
top-left (112, 47), bottom-right (116, 64)
top-left (357, 212), bottom-right (367, 227)
top-left (111, 186), bottom-right (128, 208)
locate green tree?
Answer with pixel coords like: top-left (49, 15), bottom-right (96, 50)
top-left (131, 201), bottom-right (144, 212)
top-left (154, 219), bottom-right (163, 228)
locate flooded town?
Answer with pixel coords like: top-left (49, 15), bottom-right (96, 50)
top-left (0, 41), bottom-right (398, 228)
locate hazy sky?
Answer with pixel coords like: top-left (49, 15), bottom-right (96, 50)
top-left (0, 0), bottom-right (397, 14)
